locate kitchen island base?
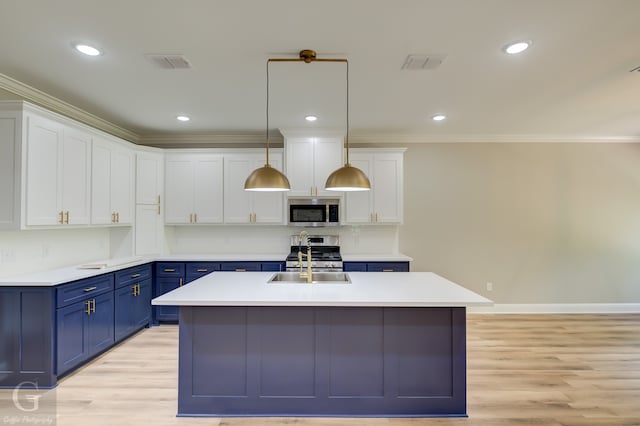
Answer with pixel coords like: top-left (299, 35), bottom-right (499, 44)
top-left (177, 306), bottom-right (466, 417)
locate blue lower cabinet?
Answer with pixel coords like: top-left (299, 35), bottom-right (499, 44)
top-left (261, 262), bottom-right (286, 272)
top-left (220, 261), bottom-right (261, 272)
top-left (154, 263), bottom-right (186, 323)
top-left (0, 287), bottom-right (56, 388)
top-left (344, 261), bottom-right (410, 272)
top-left (115, 279), bottom-right (152, 341)
top-left (56, 291), bottom-right (114, 376)
top-left (186, 262), bottom-right (220, 283)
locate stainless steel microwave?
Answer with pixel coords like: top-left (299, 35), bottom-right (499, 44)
top-left (288, 199), bottom-right (340, 227)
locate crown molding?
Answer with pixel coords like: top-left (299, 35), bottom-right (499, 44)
top-left (137, 132), bottom-right (278, 147)
top-left (0, 73), bottom-right (139, 142)
top-left (349, 132), bottom-right (640, 144)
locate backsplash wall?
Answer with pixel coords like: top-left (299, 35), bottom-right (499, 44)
top-left (165, 225), bottom-right (400, 256)
top-left (0, 228), bottom-right (111, 278)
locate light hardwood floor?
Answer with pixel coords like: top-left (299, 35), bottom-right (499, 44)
top-left (2, 314), bottom-right (639, 425)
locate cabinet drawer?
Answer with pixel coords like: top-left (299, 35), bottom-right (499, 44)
top-left (56, 274), bottom-right (114, 308)
top-left (367, 262), bottom-right (410, 272)
top-left (261, 262), bottom-right (286, 272)
top-left (155, 262), bottom-right (185, 277)
top-left (115, 264), bottom-right (152, 289)
top-left (220, 262), bottom-right (261, 272)
top-left (185, 262), bottom-right (220, 283)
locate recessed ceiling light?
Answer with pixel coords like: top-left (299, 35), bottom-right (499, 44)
top-left (432, 114), bottom-right (446, 121)
top-left (305, 115), bottom-right (318, 122)
top-left (74, 44), bottom-right (102, 56)
top-left (503, 41), bottom-right (531, 55)
top-left (176, 115), bottom-right (190, 122)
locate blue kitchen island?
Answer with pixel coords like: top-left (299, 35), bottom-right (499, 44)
top-left (152, 271), bottom-right (492, 417)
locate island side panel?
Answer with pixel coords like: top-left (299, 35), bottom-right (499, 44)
top-left (178, 306), bottom-right (466, 417)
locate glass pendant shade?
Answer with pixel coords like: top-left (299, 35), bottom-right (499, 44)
top-left (325, 163), bottom-right (371, 191)
top-left (244, 163), bottom-right (290, 191)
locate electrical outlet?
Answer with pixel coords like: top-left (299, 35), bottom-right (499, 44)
top-left (486, 282), bottom-right (493, 291)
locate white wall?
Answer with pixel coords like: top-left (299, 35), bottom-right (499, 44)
top-left (400, 142), bottom-right (640, 304)
top-left (0, 228), bottom-right (110, 278)
top-left (165, 225), bottom-right (399, 256)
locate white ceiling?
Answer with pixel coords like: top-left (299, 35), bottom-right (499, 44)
top-left (1, 0), bottom-right (639, 143)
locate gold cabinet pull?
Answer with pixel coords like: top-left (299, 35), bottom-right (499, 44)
top-left (131, 273), bottom-right (141, 278)
top-left (235, 268), bottom-right (246, 272)
top-left (132, 285), bottom-right (137, 296)
top-left (157, 195), bottom-right (161, 215)
top-left (115, 212), bottom-right (120, 223)
top-left (91, 299), bottom-right (96, 313)
top-left (85, 300), bottom-right (91, 315)
top-left (111, 212), bottom-right (116, 223)
top-left (196, 269), bottom-right (208, 272)
top-left (382, 269), bottom-right (394, 272)
top-left (179, 278), bottom-right (183, 287)
top-left (83, 286), bottom-right (97, 292)
top-left (189, 213), bottom-right (193, 223)
top-left (59, 211), bottom-right (64, 224)
top-left (164, 268), bottom-right (175, 272)
top-left (64, 211), bottom-right (70, 224)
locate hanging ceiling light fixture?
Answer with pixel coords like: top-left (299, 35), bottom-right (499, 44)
top-left (246, 49), bottom-right (370, 192)
top-left (244, 59), bottom-right (291, 191)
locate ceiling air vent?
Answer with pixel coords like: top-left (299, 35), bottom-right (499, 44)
top-left (146, 54), bottom-right (192, 69)
top-left (401, 54), bottom-right (447, 70)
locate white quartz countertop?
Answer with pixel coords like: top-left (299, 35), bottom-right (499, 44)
top-left (151, 271), bottom-right (492, 308)
top-left (0, 253), bottom-right (412, 286)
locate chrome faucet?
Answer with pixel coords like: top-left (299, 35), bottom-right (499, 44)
top-left (297, 231), bottom-right (313, 283)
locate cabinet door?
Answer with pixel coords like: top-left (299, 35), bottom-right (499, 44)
top-left (135, 204), bottom-right (162, 255)
top-left (114, 285), bottom-right (135, 341)
top-left (224, 155), bottom-right (253, 223)
top-left (132, 279), bottom-right (152, 329)
top-left (373, 154), bottom-right (403, 224)
top-left (87, 292), bottom-right (114, 355)
top-left (193, 156), bottom-right (223, 223)
top-left (285, 137), bottom-right (315, 196)
top-left (111, 147), bottom-right (134, 224)
top-left (91, 138), bottom-right (113, 224)
top-left (136, 151), bottom-right (162, 205)
top-left (60, 127), bottom-right (91, 225)
top-left (344, 154), bottom-right (374, 223)
top-left (313, 136), bottom-right (344, 197)
top-left (25, 114), bottom-right (63, 226)
top-left (165, 156), bottom-right (194, 224)
top-left (252, 155), bottom-right (284, 223)
top-left (56, 301), bottom-right (89, 374)
top-left (154, 277), bottom-right (181, 322)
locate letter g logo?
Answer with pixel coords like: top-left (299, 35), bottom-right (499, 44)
top-left (12, 381), bottom-right (42, 412)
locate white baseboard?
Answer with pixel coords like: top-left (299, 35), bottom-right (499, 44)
top-left (468, 303), bottom-right (640, 314)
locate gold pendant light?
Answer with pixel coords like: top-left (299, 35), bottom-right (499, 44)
top-left (244, 59), bottom-right (290, 191)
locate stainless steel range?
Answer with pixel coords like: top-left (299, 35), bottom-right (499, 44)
top-left (285, 234), bottom-right (343, 272)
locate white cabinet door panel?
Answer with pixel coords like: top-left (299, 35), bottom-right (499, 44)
top-left (25, 115), bottom-right (62, 226)
top-left (313, 137), bottom-right (344, 197)
top-left (193, 157), bottom-right (223, 224)
top-left (374, 155), bottom-right (403, 223)
top-left (111, 148), bottom-right (133, 224)
top-left (344, 155), bottom-right (373, 223)
top-left (61, 129), bottom-right (91, 225)
top-left (285, 137), bottom-right (315, 196)
top-left (252, 156), bottom-right (284, 223)
top-left (165, 158), bottom-right (194, 224)
top-left (91, 140), bottom-right (112, 224)
top-left (224, 156), bottom-right (253, 223)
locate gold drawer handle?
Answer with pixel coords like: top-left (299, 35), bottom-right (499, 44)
top-left (85, 300), bottom-right (91, 315)
top-left (164, 268), bottom-right (176, 272)
top-left (83, 286), bottom-right (97, 292)
top-left (196, 269), bottom-right (208, 272)
top-left (382, 269), bottom-right (394, 272)
top-left (131, 273), bottom-right (141, 278)
top-left (235, 268), bottom-right (246, 272)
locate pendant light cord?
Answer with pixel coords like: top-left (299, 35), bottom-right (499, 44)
top-left (265, 59), bottom-right (271, 166)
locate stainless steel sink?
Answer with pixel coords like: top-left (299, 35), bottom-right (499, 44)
top-left (268, 272), bottom-right (351, 284)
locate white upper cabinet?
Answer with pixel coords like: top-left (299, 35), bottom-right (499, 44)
top-left (345, 149), bottom-right (405, 224)
top-left (282, 130), bottom-right (344, 197)
top-left (223, 151), bottom-right (284, 224)
top-left (136, 151), bottom-right (163, 206)
top-left (25, 113), bottom-right (91, 226)
top-left (0, 108), bottom-right (21, 229)
top-left (91, 137), bottom-right (134, 225)
top-left (165, 153), bottom-right (223, 224)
